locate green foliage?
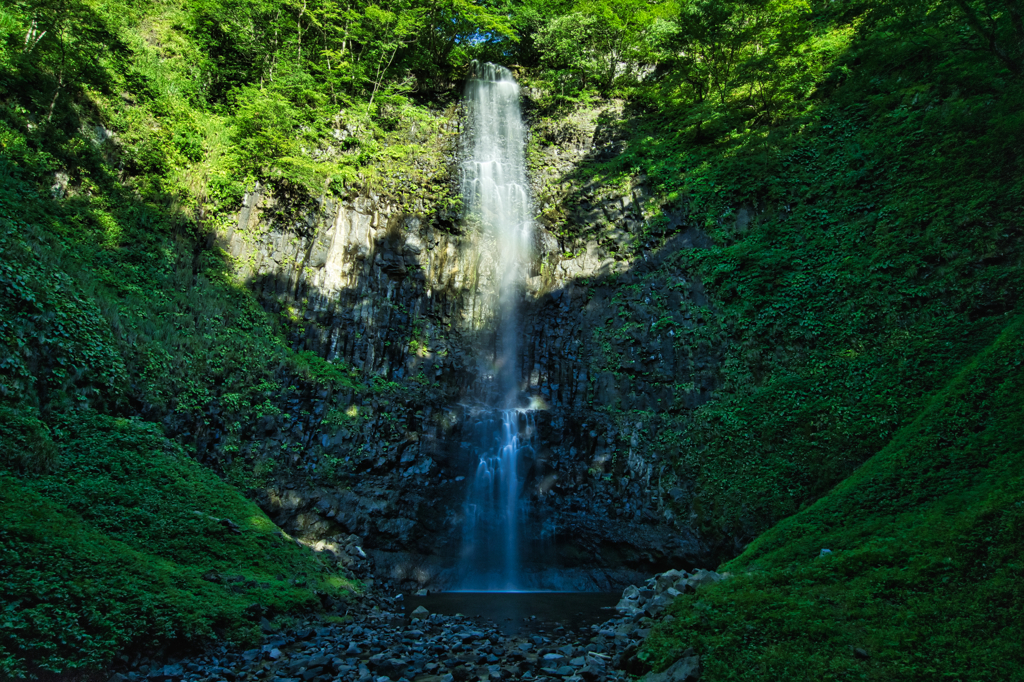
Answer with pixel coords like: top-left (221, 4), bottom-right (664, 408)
top-left (0, 411), bottom-right (353, 679)
top-left (0, 218), bottom-right (129, 414)
top-left (284, 350), bottom-right (359, 389)
top-left (547, 0), bottom-right (1024, 542)
top-left (533, 0), bottom-right (678, 96)
top-left (663, 0), bottom-right (844, 132)
top-left (641, 318), bottom-right (1024, 680)
top-left (527, 2), bottom-right (1024, 679)
top-left (0, 406), bottom-right (57, 473)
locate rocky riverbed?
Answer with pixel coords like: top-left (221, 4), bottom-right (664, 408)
top-left (105, 570), bottom-right (718, 682)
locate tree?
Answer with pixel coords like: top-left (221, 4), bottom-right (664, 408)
top-left (534, 0), bottom-right (678, 93)
top-left (941, 0), bottom-right (1024, 76)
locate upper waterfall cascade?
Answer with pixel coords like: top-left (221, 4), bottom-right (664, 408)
top-left (461, 61), bottom-right (534, 406)
top-left (458, 62), bottom-right (537, 591)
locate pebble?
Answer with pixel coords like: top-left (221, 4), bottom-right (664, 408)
top-left (105, 570), bottom-right (710, 682)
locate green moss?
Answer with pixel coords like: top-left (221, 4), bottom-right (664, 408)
top-left (0, 411), bottom-right (355, 680)
top-left (641, 316), bottom-right (1024, 681)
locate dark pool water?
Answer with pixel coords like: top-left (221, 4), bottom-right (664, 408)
top-left (404, 592), bottom-right (620, 635)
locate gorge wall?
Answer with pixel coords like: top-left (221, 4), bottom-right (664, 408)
top-left (184, 95), bottom-right (729, 591)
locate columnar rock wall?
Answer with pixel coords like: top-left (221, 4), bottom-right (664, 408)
top-left (201, 97), bottom-right (732, 590)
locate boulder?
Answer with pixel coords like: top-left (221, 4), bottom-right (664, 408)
top-left (615, 598), bottom-right (643, 616)
top-left (376, 658), bottom-right (410, 679)
top-left (410, 605), bottom-right (430, 620)
top-left (645, 594), bottom-right (673, 617)
top-left (654, 570), bottom-right (683, 593)
top-left (687, 569), bottom-right (724, 589)
top-left (643, 654), bottom-right (700, 682)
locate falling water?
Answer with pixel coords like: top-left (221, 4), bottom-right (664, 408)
top-left (460, 410), bottom-right (538, 590)
top-left (458, 62), bottom-right (535, 590)
top-left (462, 61), bottom-right (533, 406)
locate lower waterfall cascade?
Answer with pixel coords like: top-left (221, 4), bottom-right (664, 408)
top-left (458, 409), bottom-right (538, 591)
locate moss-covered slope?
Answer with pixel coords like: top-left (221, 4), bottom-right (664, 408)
top-left (641, 315), bottom-right (1024, 680)
top-left (0, 411), bottom-right (353, 679)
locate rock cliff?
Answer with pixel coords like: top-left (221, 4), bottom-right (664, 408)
top-left (189, 97), bottom-right (730, 590)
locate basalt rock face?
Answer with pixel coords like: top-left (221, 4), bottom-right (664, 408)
top-left (507, 231), bottom-right (724, 586)
top-left (226, 189), bottom-right (482, 388)
top-left (196, 98), bottom-right (730, 590)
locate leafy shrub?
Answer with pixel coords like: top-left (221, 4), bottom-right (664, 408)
top-left (0, 406), bottom-right (57, 474)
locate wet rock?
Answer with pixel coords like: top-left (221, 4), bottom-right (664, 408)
top-left (376, 658), bottom-right (410, 679)
top-left (145, 663), bottom-right (183, 681)
top-left (654, 571), bottom-right (683, 593)
top-left (642, 653), bottom-right (699, 682)
top-left (410, 605), bottom-right (430, 620)
top-left (450, 665), bottom-right (473, 681)
top-left (686, 569), bottom-right (723, 590)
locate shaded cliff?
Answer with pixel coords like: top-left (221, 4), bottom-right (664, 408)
top-left (162, 85), bottom-right (753, 591)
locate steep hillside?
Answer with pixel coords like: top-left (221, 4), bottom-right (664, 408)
top-left (520, 1), bottom-right (1024, 679)
top-left (0, 0), bottom-right (481, 674)
top-left (523, 0), bottom-right (1024, 550)
top-left (641, 317), bottom-right (1024, 680)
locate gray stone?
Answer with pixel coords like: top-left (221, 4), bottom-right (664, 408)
top-left (655, 570), bottom-right (683, 593)
top-left (643, 655), bottom-right (699, 682)
top-left (376, 658), bottom-right (409, 679)
top-left (616, 598), bottom-right (642, 616)
top-left (147, 663), bottom-right (184, 681)
top-left (687, 569), bottom-right (724, 588)
top-left (410, 605), bottom-right (430, 620)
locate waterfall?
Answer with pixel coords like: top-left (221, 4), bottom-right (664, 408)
top-left (462, 61), bottom-right (533, 406)
top-left (460, 410), bottom-right (538, 590)
top-left (458, 62), bottom-right (535, 591)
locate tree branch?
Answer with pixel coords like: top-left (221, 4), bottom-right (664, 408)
top-left (954, 0), bottom-right (1022, 74)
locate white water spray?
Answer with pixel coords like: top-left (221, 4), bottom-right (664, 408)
top-left (459, 62), bottom-right (536, 590)
top-left (462, 61), bottom-right (533, 405)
